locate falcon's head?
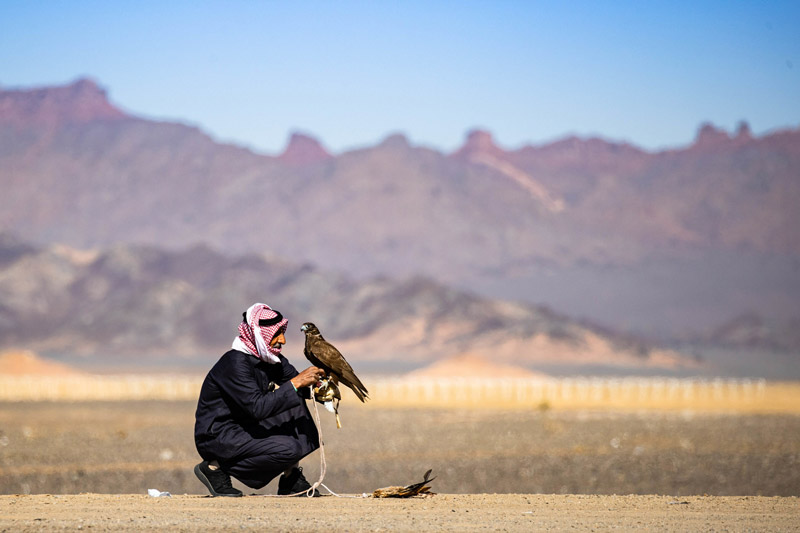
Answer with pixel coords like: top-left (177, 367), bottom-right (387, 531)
top-left (300, 322), bottom-right (321, 336)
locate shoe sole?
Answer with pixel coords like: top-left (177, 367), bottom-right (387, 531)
top-left (194, 464), bottom-right (243, 497)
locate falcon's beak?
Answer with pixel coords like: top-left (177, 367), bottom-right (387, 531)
top-left (300, 324), bottom-right (308, 332)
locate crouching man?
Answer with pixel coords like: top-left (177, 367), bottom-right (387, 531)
top-left (193, 303), bottom-right (325, 497)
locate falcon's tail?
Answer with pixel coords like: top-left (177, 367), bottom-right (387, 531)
top-left (340, 372), bottom-right (369, 403)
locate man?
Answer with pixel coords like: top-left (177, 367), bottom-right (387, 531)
top-left (193, 303), bottom-right (325, 497)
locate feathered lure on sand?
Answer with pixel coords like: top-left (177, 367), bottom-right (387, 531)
top-left (372, 469), bottom-right (436, 498)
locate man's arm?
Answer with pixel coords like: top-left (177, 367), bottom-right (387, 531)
top-left (215, 353), bottom-right (305, 420)
top-left (279, 356), bottom-right (323, 399)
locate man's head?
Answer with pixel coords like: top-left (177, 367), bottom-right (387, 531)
top-left (238, 303), bottom-right (289, 363)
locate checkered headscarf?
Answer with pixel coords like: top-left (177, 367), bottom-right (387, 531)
top-left (231, 303), bottom-right (288, 364)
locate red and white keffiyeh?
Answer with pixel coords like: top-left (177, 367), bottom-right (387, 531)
top-left (231, 303), bottom-right (288, 364)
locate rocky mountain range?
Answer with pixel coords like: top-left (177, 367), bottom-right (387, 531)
top-left (3, 79), bottom-right (798, 269)
top-left (1, 78), bottom-right (799, 370)
top-left (0, 235), bottom-right (693, 374)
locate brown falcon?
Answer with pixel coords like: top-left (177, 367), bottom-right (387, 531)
top-left (300, 322), bottom-right (369, 403)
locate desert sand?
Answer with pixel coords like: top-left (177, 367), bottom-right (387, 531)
top-left (1, 358), bottom-right (798, 531)
top-left (1, 493), bottom-right (798, 532)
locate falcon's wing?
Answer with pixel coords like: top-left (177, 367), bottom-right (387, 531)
top-left (303, 336), bottom-right (325, 369)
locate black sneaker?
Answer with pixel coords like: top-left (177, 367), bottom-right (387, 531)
top-left (194, 461), bottom-right (243, 497)
top-left (278, 466), bottom-right (320, 497)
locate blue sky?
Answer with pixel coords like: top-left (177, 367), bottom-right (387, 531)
top-left (1, 1), bottom-right (798, 154)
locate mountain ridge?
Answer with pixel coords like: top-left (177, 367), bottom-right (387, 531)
top-left (2, 78), bottom-right (799, 345)
top-left (0, 236), bottom-right (693, 373)
top-left (5, 78), bottom-right (796, 157)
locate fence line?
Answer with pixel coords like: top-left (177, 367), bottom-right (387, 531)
top-left (0, 375), bottom-right (796, 412)
top-left (365, 377), bottom-right (780, 411)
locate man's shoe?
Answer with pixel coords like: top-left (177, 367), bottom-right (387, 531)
top-left (194, 461), bottom-right (243, 497)
top-left (278, 466), bottom-right (320, 497)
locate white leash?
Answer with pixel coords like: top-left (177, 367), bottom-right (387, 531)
top-left (272, 386), bottom-right (367, 498)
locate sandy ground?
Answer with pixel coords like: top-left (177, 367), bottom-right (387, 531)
top-left (2, 401), bottom-right (798, 531)
top-left (1, 493), bottom-right (798, 532)
top-left (3, 402), bottom-right (799, 497)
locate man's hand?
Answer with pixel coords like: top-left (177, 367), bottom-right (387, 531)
top-left (290, 366), bottom-right (325, 389)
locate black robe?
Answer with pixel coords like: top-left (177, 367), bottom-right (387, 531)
top-left (194, 349), bottom-right (319, 488)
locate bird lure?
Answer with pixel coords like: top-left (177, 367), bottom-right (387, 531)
top-left (372, 469), bottom-right (436, 498)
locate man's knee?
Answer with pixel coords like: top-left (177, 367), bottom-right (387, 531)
top-left (276, 439), bottom-right (305, 464)
top-left (229, 437), bottom-right (307, 473)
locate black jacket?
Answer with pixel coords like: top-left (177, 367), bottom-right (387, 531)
top-left (194, 349), bottom-right (319, 463)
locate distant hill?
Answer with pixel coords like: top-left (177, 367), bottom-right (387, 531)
top-left (0, 237), bottom-right (692, 372)
top-left (2, 79), bottom-right (799, 343)
top-left (0, 349), bottom-right (85, 376)
top-left (405, 352), bottom-right (549, 379)
top-left (686, 312), bottom-right (800, 354)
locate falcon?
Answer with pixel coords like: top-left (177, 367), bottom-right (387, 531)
top-left (300, 322), bottom-right (369, 404)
